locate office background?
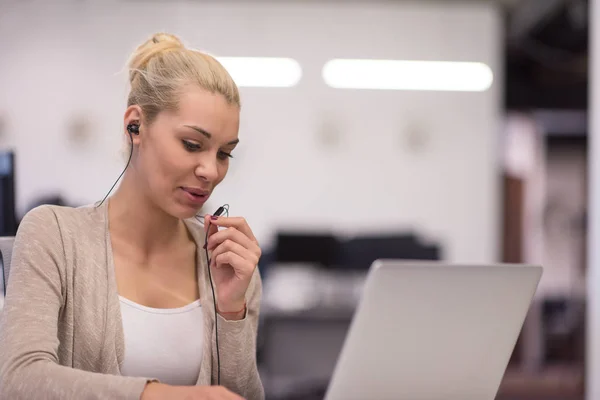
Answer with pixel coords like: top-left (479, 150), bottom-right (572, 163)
top-left (0, 0), bottom-right (595, 399)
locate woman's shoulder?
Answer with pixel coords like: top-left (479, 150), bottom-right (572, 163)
top-left (19, 203), bottom-right (106, 239)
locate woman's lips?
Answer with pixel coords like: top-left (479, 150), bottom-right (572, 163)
top-left (180, 187), bottom-right (209, 205)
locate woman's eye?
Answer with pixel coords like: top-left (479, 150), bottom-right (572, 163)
top-left (218, 151), bottom-right (233, 160)
top-left (182, 140), bottom-right (201, 152)
top-left (182, 139), bottom-right (233, 160)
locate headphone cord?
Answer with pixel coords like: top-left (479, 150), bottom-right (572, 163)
top-left (99, 129), bottom-right (228, 385)
top-left (197, 204), bottom-right (228, 386)
top-left (96, 133), bottom-right (134, 208)
top-left (204, 234), bottom-right (221, 385)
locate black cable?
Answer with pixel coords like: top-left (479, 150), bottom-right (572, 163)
top-left (99, 130), bottom-right (230, 385)
top-left (96, 134), bottom-right (134, 208)
top-left (204, 231), bottom-right (220, 385)
top-left (196, 203), bottom-right (229, 385)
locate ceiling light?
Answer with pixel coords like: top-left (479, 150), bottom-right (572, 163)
top-left (217, 57), bottom-right (302, 88)
top-left (322, 59), bottom-right (493, 92)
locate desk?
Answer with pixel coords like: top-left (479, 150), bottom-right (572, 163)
top-left (259, 307), bottom-right (353, 399)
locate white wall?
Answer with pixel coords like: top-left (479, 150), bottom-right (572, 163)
top-left (588, 0), bottom-right (600, 398)
top-left (0, 0), bottom-right (502, 263)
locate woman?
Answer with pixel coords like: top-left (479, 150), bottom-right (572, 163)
top-left (0, 33), bottom-right (263, 400)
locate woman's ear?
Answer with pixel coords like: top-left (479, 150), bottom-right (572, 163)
top-left (124, 105), bottom-right (143, 145)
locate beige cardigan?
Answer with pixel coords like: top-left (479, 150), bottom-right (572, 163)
top-left (0, 203), bottom-right (264, 400)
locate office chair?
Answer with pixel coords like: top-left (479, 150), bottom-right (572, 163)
top-left (0, 236), bottom-right (15, 294)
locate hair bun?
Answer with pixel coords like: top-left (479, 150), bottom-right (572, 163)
top-left (149, 32), bottom-right (185, 48)
top-left (128, 32), bottom-right (186, 83)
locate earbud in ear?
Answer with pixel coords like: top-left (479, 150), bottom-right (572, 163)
top-left (127, 123), bottom-right (140, 135)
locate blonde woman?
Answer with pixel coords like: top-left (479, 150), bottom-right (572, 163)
top-left (0, 33), bottom-right (263, 400)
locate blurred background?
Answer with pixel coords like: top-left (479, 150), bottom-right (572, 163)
top-left (0, 0), bottom-right (596, 399)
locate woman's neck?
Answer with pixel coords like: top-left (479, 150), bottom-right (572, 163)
top-left (108, 172), bottom-right (188, 254)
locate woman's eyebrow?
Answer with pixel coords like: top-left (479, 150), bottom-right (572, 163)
top-left (183, 124), bottom-right (239, 145)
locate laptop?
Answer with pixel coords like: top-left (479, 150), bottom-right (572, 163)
top-left (324, 260), bottom-right (542, 400)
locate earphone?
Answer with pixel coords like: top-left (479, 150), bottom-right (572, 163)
top-left (126, 123), bottom-right (139, 135)
top-left (97, 121), bottom-right (226, 385)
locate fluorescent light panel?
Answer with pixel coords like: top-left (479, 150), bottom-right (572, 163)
top-left (322, 59), bottom-right (494, 92)
top-left (217, 57), bottom-right (302, 88)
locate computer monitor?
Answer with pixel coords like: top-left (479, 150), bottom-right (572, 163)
top-left (275, 231), bottom-right (340, 267)
top-left (0, 151), bottom-right (17, 237)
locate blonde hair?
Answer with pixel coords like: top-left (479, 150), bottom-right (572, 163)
top-left (127, 32), bottom-right (240, 126)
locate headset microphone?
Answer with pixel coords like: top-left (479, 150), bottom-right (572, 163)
top-left (212, 205), bottom-right (226, 218)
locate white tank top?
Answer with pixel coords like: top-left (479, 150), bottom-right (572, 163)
top-left (119, 296), bottom-right (204, 386)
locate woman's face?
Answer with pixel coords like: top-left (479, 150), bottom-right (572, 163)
top-left (130, 87), bottom-right (240, 219)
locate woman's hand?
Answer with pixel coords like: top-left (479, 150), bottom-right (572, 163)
top-left (204, 215), bottom-right (261, 318)
top-left (141, 382), bottom-right (245, 400)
